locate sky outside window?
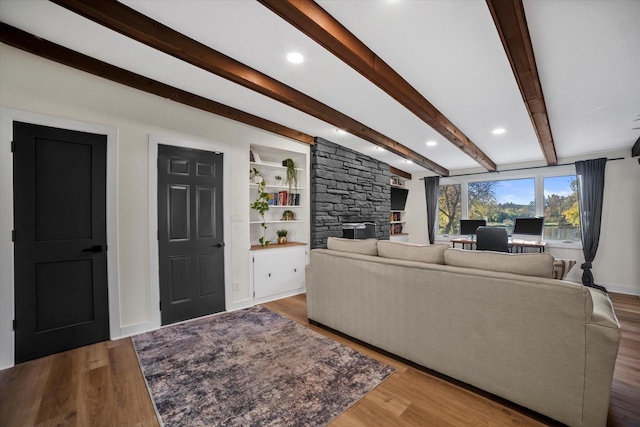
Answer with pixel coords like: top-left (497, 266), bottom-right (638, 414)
top-left (491, 178), bottom-right (535, 205)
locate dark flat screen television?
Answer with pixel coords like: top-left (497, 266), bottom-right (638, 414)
top-left (460, 219), bottom-right (486, 236)
top-left (513, 217), bottom-right (545, 237)
top-left (391, 187), bottom-right (409, 211)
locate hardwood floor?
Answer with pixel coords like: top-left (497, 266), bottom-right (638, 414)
top-left (606, 293), bottom-right (640, 427)
top-left (1, 292), bottom-right (637, 426)
top-left (0, 338), bottom-right (159, 427)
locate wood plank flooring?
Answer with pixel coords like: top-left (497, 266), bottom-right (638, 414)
top-left (0, 338), bottom-right (159, 427)
top-left (1, 292), bottom-right (637, 426)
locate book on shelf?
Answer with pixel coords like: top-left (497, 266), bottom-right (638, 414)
top-left (391, 223), bottom-right (403, 235)
top-left (268, 191), bottom-right (301, 206)
top-left (250, 150), bottom-right (261, 164)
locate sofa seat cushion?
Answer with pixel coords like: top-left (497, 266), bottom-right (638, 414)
top-left (378, 240), bottom-right (447, 264)
top-left (444, 248), bottom-right (555, 278)
top-left (326, 237), bottom-right (378, 255)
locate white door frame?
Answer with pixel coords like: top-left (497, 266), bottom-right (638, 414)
top-left (0, 107), bottom-right (120, 370)
top-left (147, 134), bottom-right (232, 330)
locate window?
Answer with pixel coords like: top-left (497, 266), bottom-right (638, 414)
top-left (543, 175), bottom-right (580, 241)
top-left (468, 178), bottom-right (535, 235)
top-left (436, 169), bottom-right (581, 246)
top-left (438, 184), bottom-right (461, 235)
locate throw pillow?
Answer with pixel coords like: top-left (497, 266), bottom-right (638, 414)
top-left (377, 240), bottom-right (447, 265)
top-left (552, 259), bottom-right (577, 280)
top-left (444, 248), bottom-right (555, 278)
top-left (326, 237), bottom-right (378, 256)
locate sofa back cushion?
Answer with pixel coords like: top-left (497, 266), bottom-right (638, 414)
top-left (326, 237), bottom-right (378, 255)
top-left (444, 248), bottom-right (554, 278)
top-left (378, 240), bottom-right (447, 264)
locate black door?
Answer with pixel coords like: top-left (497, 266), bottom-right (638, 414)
top-left (158, 145), bottom-right (225, 325)
top-left (13, 121), bottom-right (109, 364)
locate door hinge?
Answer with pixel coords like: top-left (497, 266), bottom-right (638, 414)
top-left (11, 141), bottom-right (15, 152)
top-left (159, 300), bottom-right (162, 311)
top-left (12, 319), bottom-right (16, 330)
top-left (11, 230), bottom-right (15, 242)
top-left (157, 230), bottom-right (159, 240)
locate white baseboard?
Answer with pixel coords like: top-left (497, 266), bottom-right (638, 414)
top-left (606, 284), bottom-right (640, 296)
top-left (117, 321), bottom-right (160, 339)
top-left (116, 300), bottom-right (257, 340)
top-left (253, 288), bottom-right (306, 305)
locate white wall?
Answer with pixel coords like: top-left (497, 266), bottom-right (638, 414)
top-left (0, 44), bottom-right (309, 367)
top-left (403, 156), bottom-right (640, 296)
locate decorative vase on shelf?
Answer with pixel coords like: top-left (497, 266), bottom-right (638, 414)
top-left (281, 210), bottom-right (295, 221)
top-left (276, 229), bottom-right (288, 244)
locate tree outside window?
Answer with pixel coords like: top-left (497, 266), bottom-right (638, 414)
top-left (468, 179), bottom-right (534, 234)
top-left (543, 176), bottom-right (580, 240)
top-left (438, 184), bottom-right (461, 235)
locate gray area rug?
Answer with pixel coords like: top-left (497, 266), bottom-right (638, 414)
top-left (132, 306), bottom-right (395, 426)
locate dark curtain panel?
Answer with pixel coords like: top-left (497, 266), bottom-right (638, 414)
top-left (424, 176), bottom-right (440, 244)
top-left (575, 158), bottom-right (608, 293)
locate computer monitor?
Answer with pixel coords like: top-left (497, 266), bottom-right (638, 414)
top-left (460, 219), bottom-right (487, 236)
top-left (512, 217), bottom-right (545, 238)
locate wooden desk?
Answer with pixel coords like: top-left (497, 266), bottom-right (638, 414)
top-left (450, 238), bottom-right (547, 253)
top-left (450, 238), bottom-right (477, 250)
top-left (510, 239), bottom-right (547, 253)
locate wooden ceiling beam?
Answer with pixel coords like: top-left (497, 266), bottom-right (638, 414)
top-left (50, 0), bottom-right (448, 176)
top-left (487, 0), bottom-right (558, 165)
top-left (258, 0), bottom-right (496, 172)
top-left (0, 23), bottom-right (313, 145)
top-left (390, 166), bottom-right (411, 181)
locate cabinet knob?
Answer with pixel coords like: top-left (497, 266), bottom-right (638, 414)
top-left (268, 273), bottom-right (271, 277)
top-left (294, 268), bottom-right (297, 272)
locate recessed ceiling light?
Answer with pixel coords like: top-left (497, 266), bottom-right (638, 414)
top-left (426, 140), bottom-right (437, 147)
top-left (376, 147), bottom-right (386, 152)
top-left (492, 128), bottom-right (506, 135)
top-left (405, 160), bottom-right (413, 164)
top-left (286, 52), bottom-right (304, 64)
top-left (335, 128), bottom-right (347, 134)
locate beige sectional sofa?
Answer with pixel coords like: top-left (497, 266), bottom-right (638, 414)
top-left (306, 238), bottom-right (621, 427)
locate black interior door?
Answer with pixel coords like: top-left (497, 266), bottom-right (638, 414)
top-left (13, 121), bottom-right (109, 364)
top-left (158, 145), bottom-right (225, 325)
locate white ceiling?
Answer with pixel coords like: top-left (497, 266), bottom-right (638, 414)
top-left (0, 0), bottom-right (638, 175)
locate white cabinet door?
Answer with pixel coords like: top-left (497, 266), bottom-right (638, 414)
top-left (253, 246), bottom-right (306, 300)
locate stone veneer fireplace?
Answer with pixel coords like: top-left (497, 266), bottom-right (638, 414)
top-left (310, 137), bottom-right (391, 248)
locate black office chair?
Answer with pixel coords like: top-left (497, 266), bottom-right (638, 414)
top-left (475, 227), bottom-right (509, 253)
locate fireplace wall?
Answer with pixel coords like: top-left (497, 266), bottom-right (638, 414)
top-left (310, 137), bottom-right (391, 248)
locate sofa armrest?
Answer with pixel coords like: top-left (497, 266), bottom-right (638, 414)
top-left (583, 288), bottom-right (621, 427)
top-left (586, 287), bottom-right (620, 329)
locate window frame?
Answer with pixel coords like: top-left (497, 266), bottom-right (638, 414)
top-left (436, 164), bottom-right (582, 249)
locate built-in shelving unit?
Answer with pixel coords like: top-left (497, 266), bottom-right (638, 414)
top-left (390, 210), bottom-right (408, 242)
top-left (390, 175), bottom-right (409, 242)
top-left (249, 144), bottom-right (309, 303)
top-left (249, 148), bottom-right (307, 245)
